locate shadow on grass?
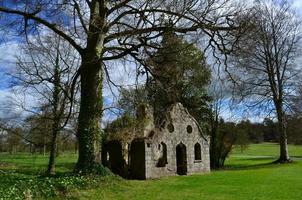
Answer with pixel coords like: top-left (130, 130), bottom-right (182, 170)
top-left (224, 157), bottom-right (299, 171)
top-left (291, 156), bottom-right (302, 160)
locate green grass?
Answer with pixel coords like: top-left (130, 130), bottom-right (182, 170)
top-left (226, 143), bottom-right (302, 168)
top-left (1, 143), bottom-right (302, 200)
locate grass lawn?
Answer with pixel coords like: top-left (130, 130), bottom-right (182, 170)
top-left (1, 143), bottom-right (302, 200)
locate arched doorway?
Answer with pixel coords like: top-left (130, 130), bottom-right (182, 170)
top-left (106, 140), bottom-right (127, 178)
top-left (176, 143), bottom-right (187, 175)
top-left (130, 139), bottom-right (145, 179)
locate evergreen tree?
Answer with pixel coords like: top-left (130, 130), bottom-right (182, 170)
top-left (146, 31), bottom-right (211, 125)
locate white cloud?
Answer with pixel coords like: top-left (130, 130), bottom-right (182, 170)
top-left (0, 42), bottom-right (19, 73)
top-left (103, 60), bottom-right (146, 103)
top-left (293, 0), bottom-right (302, 9)
top-left (0, 86), bottom-right (40, 121)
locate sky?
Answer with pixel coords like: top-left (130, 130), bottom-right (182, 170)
top-left (0, 0), bottom-right (302, 124)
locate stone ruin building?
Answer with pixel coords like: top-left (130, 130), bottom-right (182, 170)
top-left (102, 103), bottom-right (210, 179)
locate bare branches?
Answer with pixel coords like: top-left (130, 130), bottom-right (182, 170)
top-left (0, 0), bottom-right (244, 66)
top-left (0, 6), bottom-right (84, 54)
top-left (13, 32), bottom-right (81, 127)
top-left (108, 0), bottom-right (133, 15)
top-left (72, 0), bottom-right (89, 34)
top-left (228, 0), bottom-right (302, 154)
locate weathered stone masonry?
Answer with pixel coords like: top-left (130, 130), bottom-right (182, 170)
top-left (102, 103), bottom-right (210, 179)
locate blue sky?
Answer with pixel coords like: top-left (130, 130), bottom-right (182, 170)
top-left (0, 1), bottom-right (302, 123)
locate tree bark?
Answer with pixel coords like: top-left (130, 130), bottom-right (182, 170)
top-left (43, 144), bottom-right (46, 156)
top-left (47, 54), bottom-right (61, 175)
top-left (47, 124), bottom-right (59, 175)
top-left (75, 54), bottom-right (103, 173)
top-left (275, 101), bottom-right (291, 163)
top-left (210, 114), bottom-right (219, 169)
top-left (74, 0), bottom-right (106, 173)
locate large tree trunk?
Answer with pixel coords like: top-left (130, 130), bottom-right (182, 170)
top-left (75, 0), bottom-right (107, 173)
top-left (75, 54), bottom-right (103, 173)
top-left (275, 101), bottom-right (291, 163)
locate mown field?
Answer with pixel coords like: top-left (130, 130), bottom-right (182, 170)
top-left (1, 143), bottom-right (302, 200)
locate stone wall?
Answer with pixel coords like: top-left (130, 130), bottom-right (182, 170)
top-left (144, 103), bottom-right (210, 179)
top-left (103, 103), bottom-right (210, 179)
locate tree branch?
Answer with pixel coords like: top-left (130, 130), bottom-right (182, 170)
top-left (0, 7), bottom-right (84, 54)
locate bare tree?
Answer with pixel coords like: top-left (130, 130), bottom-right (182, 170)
top-left (0, 0), bottom-right (245, 172)
top-left (14, 33), bottom-right (80, 174)
top-left (229, 0), bottom-right (301, 163)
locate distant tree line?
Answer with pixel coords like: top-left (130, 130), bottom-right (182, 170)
top-left (0, 114), bottom-right (77, 155)
top-left (2, 113), bottom-right (301, 153)
top-left (206, 116), bottom-right (302, 169)
top-left (224, 117), bottom-right (301, 146)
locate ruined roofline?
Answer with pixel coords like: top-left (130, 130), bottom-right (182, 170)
top-left (161, 102), bottom-right (209, 141)
top-left (104, 102), bottom-right (208, 143)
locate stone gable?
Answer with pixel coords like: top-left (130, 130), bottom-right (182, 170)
top-left (102, 103), bottom-right (210, 179)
